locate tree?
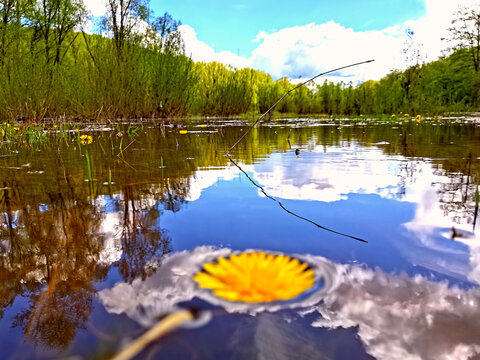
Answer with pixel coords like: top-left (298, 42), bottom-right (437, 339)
top-left (103, 0), bottom-right (150, 55)
top-left (28, 0), bottom-right (86, 65)
top-left (446, 5), bottom-right (480, 72)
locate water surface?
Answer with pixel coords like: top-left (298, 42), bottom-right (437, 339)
top-left (1, 118), bottom-right (480, 359)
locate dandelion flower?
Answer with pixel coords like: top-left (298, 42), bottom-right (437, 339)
top-left (194, 252), bottom-right (315, 303)
top-left (80, 134), bottom-right (93, 145)
top-left (179, 130), bottom-right (188, 134)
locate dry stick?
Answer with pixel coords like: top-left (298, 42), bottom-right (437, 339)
top-left (228, 156), bottom-right (368, 243)
top-left (110, 309), bottom-right (195, 360)
top-left (225, 59), bottom-right (375, 155)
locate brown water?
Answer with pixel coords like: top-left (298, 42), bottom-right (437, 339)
top-left (1, 118), bottom-right (480, 359)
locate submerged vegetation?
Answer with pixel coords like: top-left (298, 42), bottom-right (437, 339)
top-left (0, 1), bottom-right (479, 122)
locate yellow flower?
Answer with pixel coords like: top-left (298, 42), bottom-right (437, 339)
top-left (80, 134), bottom-right (93, 145)
top-left (0, 129), bottom-right (4, 136)
top-left (179, 129), bottom-right (188, 134)
top-left (13, 127), bottom-right (19, 131)
top-left (404, 113), bottom-right (410, 117)
top-left (194, 252), bottom-right (315, 303)
top-left (391, 114), bottom-right (396, 117)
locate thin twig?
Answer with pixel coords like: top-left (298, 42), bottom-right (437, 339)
top-left (228, 156), bottom-right (368, 243)
top-left (225, 59), bottom-right (375, 155)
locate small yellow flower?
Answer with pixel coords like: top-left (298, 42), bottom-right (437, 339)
top-left (80, 134), bottom-right (93, 145)
top-left (53, 125), bottom-right (58, 128)
top-left (404, 113), bottom-right (410, 117)
top-left (194, 252), bottom-right (315, 303)
top-left (13, 127), bottom-right (19, 131)
top-left (179, 130), bottom-right (188, 134)
top-left (0, 129), bottom-right (4, 136)
top-left (391, 114), bottom-right (396, 117)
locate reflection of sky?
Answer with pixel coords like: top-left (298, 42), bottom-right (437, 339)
top-left (94, 140), bottom-right (480, 358)
top-left (98, 246), bottom-right (480, 360)
top-left (159, 142), bottom-right (479, 286)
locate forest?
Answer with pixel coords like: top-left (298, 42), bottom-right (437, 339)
top-left (0, 0), bottom-right (479, 121)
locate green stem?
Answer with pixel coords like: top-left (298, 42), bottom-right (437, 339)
top-left (85, 148), bottom-right (92, 182)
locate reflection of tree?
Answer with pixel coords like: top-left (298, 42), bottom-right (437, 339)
top-left (13, 274), bottom-right (94, 350)
top-left (117, 185), bottom-right (172, 283)
top-left (0, 157), bottom-right (108, 350)
top-left (433, 158), bottom-right (478, 227)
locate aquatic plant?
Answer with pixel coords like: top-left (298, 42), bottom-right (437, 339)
top-left (79, 134), bottom-right (93, 182)
top-left (80, 135), bottom-right (93, 145)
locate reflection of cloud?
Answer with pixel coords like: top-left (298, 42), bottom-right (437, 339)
top-left (403, 182), bottom-right (480, 285)
top-left (185, 164), bottom-right (253, 202)
top-left (98, 247), bottom-right (230, 326)
top-left (98, 246), bottom-right (343, 324)
top-left (307, 264), bottom-right (480, 360)
top-left (252, 144), bottom-right (403, 202)
top-left (98, 246), bottom-right (480, 359)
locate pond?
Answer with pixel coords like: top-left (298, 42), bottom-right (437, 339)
top-left (1, 117), bottom-right (480, 359)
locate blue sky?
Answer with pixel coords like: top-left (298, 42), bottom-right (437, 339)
top-left (84, 0), bottom-right (474, 82)
top-left (151, 0), bottom-right (426, 56)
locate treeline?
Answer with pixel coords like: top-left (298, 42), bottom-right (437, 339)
top-left (0, 0), bottom-right (478, 121)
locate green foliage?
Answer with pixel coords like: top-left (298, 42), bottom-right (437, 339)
top-left (0, 0), bottom-right (478, 121)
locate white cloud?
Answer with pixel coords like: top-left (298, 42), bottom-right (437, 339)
top-left (178, 25), bottom-right (250, 69)
top-left (82, 0), bottom-right (107, 17)
top-left (174, 0), bottom-right (480, 83)
top-left (80, 0), bottom-right (480, 81)
top-left (250, 21), bottom-right (405, 83)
